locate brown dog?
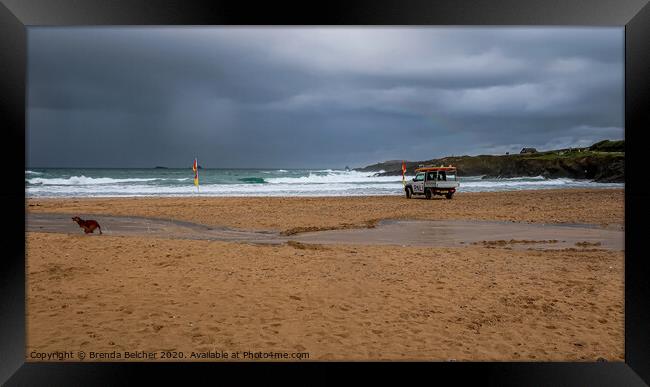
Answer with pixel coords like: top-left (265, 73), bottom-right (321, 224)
top-left (72, 216), bottom-right (102, 234)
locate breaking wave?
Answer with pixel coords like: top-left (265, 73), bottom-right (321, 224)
top-left (28, 175), bottom-right (182, 185)
top-left (266, 170), bottom-right (398, 184)
top-left (25, 169), bottom-right (623, 197)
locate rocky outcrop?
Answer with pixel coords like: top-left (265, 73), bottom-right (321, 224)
top-left (356, 141), bottom-right (624, 183)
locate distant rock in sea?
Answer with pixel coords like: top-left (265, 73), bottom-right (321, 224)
top-left (154, 166), bottom-right (168, 169)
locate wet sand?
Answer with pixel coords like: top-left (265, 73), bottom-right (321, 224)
top-left (27, 188), bottom-right (624, 234)
top-left (27, 213), bottom-right (624, 250)
top-left (26, 189), bottom-right (624, 361)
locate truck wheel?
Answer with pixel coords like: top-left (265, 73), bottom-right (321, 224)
top-left (425, 189), bottom-right (432, 200)
top-left (405, 187), bottom-right (412, 199)
top-left (445, 192), bottom-right (454, 199)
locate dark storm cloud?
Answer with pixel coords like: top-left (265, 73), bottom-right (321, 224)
top-left (27, 27), bottom-right (623, 168)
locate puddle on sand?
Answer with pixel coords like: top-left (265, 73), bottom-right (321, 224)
top-left (293, 219), bottom-right (624, 250)
top-left (27, 214), bottom-right (623, 250)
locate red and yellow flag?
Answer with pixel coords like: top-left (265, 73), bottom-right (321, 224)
top-left (401, 161), bottom-right (407, 185)
top-left (193, 158), bottom-right (199, 188)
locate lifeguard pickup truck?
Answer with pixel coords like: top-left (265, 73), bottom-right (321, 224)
top-left (404, 166), bottom-right (459, 199)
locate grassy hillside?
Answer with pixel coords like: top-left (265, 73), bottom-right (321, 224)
top-left (357, 141), bottom-right (624, 183)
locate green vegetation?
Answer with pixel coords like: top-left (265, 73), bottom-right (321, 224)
top-left (523, 149), bottom-right (624, 160)
top-left (357, 139), bottom-right (624, 183)
top-left (589, 140), bottom-right (625, 152)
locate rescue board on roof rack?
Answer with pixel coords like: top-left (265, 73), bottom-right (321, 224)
top-left (415, 166), bottom-right (458, 172)
top-left (404, 165), bottom-right (459, 200)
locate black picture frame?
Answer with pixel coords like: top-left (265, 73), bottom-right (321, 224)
top-left (2, 0), bottom-right (649, 385)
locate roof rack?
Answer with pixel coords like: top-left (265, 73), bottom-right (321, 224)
top-left (415, 165), bottom-right (456, 172)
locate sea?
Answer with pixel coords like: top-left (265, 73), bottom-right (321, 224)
top-left (25, 168), bottom-right (624, 198)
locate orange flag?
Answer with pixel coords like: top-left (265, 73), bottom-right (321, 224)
top-left (401, 161), bottom-right (407, 186)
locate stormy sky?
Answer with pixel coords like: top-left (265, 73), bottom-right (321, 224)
top-left (27, 27), bottom-right (624, 169)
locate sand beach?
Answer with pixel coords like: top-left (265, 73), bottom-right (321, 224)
top-left (25, 188), bottom-right (624, 361)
